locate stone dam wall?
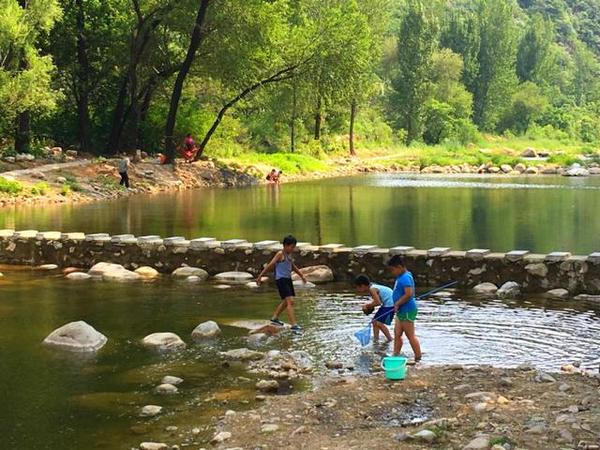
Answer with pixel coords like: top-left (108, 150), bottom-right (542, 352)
top-left (1, 229), bottom-right (600, 294)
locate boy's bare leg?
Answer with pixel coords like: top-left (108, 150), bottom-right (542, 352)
top-left (372, 322), bottom-right (380, 342)
top-left (402, 320), bottom-right (422, 361)
top-left (393, 320), bottom-right (404, 356)
top-left (272, 301), bottom-right (286, 320)
top-left (378, 322), bottom-right (393, 343)
top-left (284, 297), bottom-right (297, 326)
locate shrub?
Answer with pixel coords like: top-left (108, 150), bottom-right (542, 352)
top-left (0, 177), bottom-right (24, 195)
top-left (30, 182), bottom-right (49, 196)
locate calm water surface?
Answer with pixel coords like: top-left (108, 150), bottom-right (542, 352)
top-left (2, 174), bottom-right (600, 449)
top-left (1, 266), bottom-right (599, 449)
top-left (1, 174), bottom-right (600, 253)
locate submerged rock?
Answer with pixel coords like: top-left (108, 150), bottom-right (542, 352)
top-left (38, 264), bottom-right (59, 271)
top-left (294, 265), bottom-right (334, 283)
top-left (139, 405), bottom-right (162, 417)
top-left (66, 272), bottom-right (92, 281)
top-left (546, 288), bottom-right (569, 299)
top-left (294, 279), bottom-right (316, 289)
top-left (214, 271), bottom-right (254, 284)
top-left (139, 443), bottom-right (168, 450)
top-left (171, 266), bottom-right (208, 280)
top-left (472, 282), bottom-right (498, 295)
top-left (43, 321), bottom-right (107, 352)
top-left (497, 281), bottom-right (520, 299)
top-left (134, 266), bottom-right (160, 279)
top-left (221, 348), bottom-right (265, 361)
top-left (256, 379), bottom-right (279, 392)
top-left (161, 375), bottom-right (183, 385)
top-left (154, 383), bottom-right (178, 395)
top-left (141, 333), bottom-right (186, 352)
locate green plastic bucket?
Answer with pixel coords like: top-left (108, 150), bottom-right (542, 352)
top-left (381, 356), bottom-right (407, 380)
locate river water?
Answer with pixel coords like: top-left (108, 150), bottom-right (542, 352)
top-left (1, 174), bottom-right (600, 449)
top-left (2, 174), bottom-right (600, 253)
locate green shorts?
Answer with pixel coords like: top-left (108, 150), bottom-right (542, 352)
top-left (396, 309), bottom-right (418, 322)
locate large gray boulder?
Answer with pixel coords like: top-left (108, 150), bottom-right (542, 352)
top-left (293, 265), bottom-right (334, 284)
top-left (43, 321), bottom-right (107, 352)
top-left (497, 281), bottom-right (520, 299)
top-left (171, 266), bottom-right (208, 280)
top-left (191, 321), bottom-right (221, 340)
top-left (141, 332), bottom-right (186, 352)
top-left (89, 262), bottom-right (141, 282)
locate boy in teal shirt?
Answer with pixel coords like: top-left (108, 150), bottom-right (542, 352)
top-left (388, 255), bottom-right (422, 362)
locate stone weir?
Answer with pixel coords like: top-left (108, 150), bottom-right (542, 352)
top-left (1, 229), bottom-right (600, 294)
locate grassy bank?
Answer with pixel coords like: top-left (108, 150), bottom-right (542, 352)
top-left (216, 134), bottom-right (600, 176)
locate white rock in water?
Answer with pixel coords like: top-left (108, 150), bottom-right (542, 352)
top-left (563, 166), bottom-right (589, 177)
top-left (293, 265), bottom-right (334, 283)
top-left (221, 348), bottom-right (265, 361)
top-left (245, 281), bottom-right (260, 288)
top-left (139, 443), bottom-right (168, 450)
top-left (139, 405), bottom-right (162, 417)
top-left (43, 321), bottom-right (107, 352)
top-left (154, 383), bottom-right (178, 395)
top-left (186, 275), bottom-right (202, 283)
top-left (472, 282), bottom-right (498, 294)
top-left (214, 284), bottom-right (232, 289)
top-left (214, 271), bottom-right (254, 284)
top-left (546, 288), bottom-right (569, 299)
top-left (134, 266), bottom-right (159, 278)
top-left (161, 375), bottom-right (183, 385)
top-left (89, 262), bottom-right (141, 282)
top-left (192, 320), bottom-right (221, 339)
top-left (171, 266), bottom-right (208, 280)
top-left (88, 262), bottom-right (124, 276)
top-left (39, 264), bottom-right (58, 270)
top-left (293, 280), bottom-right (316, 289)
top-left (142, 332), bottom-right (186, 352)
top-left (66, 272), bottom-right (92, 281)
top-left (497, 281), bottom-right (520, 299)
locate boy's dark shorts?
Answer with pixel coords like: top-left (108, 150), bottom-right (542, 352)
top-left (276, 278), bottom-right (295, 300)
top-left (374, 306), bottom-right (395, 325)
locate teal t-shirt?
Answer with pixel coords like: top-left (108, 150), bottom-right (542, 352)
top-left (393, 271), bottom-right (417, 313)
top-left (371, 283), bottom-right (394, 308)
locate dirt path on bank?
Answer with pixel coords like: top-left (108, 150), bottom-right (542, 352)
top-left (213, 365), bottom-right (599, 450)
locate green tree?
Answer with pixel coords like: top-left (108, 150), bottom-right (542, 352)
top-left (0, 0), bottom-right (62, 152)
top-left (517, 14), bottom-right (555, 83)
top-left (391, 0), bottom-right (437, 143)
top-left (472, 0), bottom-right (520, 131)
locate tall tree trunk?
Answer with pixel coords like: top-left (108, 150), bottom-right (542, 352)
top-left (106, 76), bottom-right (129, 154)
top-left (196, 66), bottom-right (296, 159)
top-left (75, 0), bottom-right (91, 153)
top-left (15, 0), bottom-right (30, 153)
top-left (164, 0), bottom-right (211, 164)
top-left (314, 97), bottom-right (322, 140)
top-left (349, 99), bottom-right (357, 156)
top-left (290, 81), bottom-right (297, 152)
top-left (15, 111), bottom-right (30, 153)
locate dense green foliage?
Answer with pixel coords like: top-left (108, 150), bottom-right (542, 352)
top-left (0, 0), bottom-right (599, 158)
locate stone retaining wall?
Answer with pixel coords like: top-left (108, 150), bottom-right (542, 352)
top-left (1, 229), bottom-right (600, 294)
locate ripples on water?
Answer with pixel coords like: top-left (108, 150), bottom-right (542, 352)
top-left (294, 287), bottom-right (600, 372)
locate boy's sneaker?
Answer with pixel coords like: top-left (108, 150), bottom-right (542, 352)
top-left (290, 325), bottom-right (303, 333)
top-left (270, 318), bottom-right (285, 326)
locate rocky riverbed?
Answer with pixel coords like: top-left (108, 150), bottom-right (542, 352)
top-left (144, 364), bottom-right (600, 450)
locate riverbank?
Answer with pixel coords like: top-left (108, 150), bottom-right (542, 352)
top-left (1, 141), bottom-right (600, 207)
top-left (144, 363), bottom-right (600, 450)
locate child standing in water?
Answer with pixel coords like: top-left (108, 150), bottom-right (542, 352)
top-left (388, 255), bottom-right (422, 363)
top-left (355, 275), bottom-right (394, 343)
top-left (256, 235), bottom-right (307, 332)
